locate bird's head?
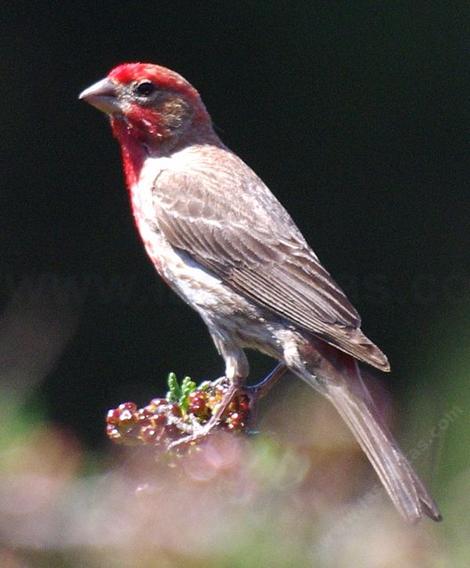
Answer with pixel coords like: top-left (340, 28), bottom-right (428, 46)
top-left (79, 63), bottom-right (211, 153)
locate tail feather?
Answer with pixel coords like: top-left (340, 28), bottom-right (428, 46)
top-left (305, 361), bottom-right (442, 523)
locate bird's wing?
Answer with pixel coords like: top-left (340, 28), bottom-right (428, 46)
top-left (152, 148), bottom-right (389, 371)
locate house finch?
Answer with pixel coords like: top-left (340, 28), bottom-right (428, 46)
top-left (80, 63), bottom-right (441, 523)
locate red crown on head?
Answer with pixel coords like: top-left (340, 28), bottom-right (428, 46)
top-left (109, 63), bottom-right (198, 99)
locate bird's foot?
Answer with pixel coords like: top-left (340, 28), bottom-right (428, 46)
top-left (168, 381), bottom-right (238, 450)
top-left (168, 364), bottom-right (288, 448)
top-left (106, 366), bottom-right (289, 451)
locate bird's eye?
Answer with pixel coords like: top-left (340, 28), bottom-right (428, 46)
top-left (134, 81), bottom-right (155, 97)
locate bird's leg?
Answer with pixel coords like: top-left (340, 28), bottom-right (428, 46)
top-left (244, 363), bottom-right (288, 400)
top-left (167, 364), bottom-right (288, 450)
top-left (168, 342), bottom-right (248, 449)
top-left (242, 363), bottom-right (288, 432)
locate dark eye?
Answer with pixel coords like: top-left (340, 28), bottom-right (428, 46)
top-left (134, 81), bottom-right (155, 97)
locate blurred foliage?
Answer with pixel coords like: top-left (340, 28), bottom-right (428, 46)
top-left (0, 319), bottom-right (468, 566)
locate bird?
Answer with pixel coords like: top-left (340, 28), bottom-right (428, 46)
top-left (79, 62), bottom-right (441, 523)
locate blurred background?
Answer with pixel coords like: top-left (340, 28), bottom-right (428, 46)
top-left (1, 2), bottom-right (468, 566)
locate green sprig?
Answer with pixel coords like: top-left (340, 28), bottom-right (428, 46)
top-left (180, 376), bottom-right (197, 413)
top-left (166, 372), bottom-right (181, 403)
top-left (166, 373), bottom-right (197, 413)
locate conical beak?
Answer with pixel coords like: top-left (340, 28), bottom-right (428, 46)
top-left (79, 77), bottom-right (120, 114)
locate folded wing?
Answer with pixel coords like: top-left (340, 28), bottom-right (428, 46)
top-left (152, 148), bottom-right (389, 371)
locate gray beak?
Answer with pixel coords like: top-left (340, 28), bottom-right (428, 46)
top-left (79, 77), bottom-right (120, 114)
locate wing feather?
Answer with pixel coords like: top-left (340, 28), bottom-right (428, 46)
top-left (152, 147), bottom-right (389, 371)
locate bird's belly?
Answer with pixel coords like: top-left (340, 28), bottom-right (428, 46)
top-left (136, 218), bottom-right (251, 311)
top-left (135, 218), bottom-right (286, 350)
top-left (142, 226), bottom-right (306, 365)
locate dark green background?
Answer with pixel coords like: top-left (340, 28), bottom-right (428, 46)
top-left (1, 2), bottom-right (468, 445)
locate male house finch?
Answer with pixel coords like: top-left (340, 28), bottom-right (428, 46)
top-left (80, 63), bottom-right (441, 522)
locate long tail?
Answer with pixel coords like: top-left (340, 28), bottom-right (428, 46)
top-left (303, 358), bottom-right (441, 523)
